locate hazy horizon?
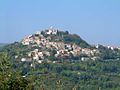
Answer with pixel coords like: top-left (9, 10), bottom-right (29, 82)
top-left (0, 0), bottom-right (120, 46)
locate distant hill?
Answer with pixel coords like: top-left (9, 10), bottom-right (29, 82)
top-left (0, 43), bottom-right (8, 47)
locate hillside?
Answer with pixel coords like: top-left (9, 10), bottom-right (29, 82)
top-left (1, 28), bottom-right (120, 62)
top-left (0, 43), bottom-right (8, 47)
top-left (0, 28), bottom-right (120, 90)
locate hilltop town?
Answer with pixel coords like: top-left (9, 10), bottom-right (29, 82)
top-left (14, 27), bottom-right (119, 65)
top-left (0, 27), bottom-right (120, 90)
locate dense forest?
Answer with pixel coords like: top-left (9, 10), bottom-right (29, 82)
top-left (0, 47), bottom-right (120, 90)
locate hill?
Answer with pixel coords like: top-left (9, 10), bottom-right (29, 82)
top-left (0, 43), bottom-right (8, 47)
top-left (0, 28), bottom-right (120, 90)
top-left (1, 28), bottom-right (120, 62)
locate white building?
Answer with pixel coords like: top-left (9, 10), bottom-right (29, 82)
top-left (38, 52), bottom-right (44, 57)
top-left (46, 29), bottom-right (58, 35)
top-left (38, 60), bottom-right (43, 64)
top-left (21, 58), bottom-right (26, 62)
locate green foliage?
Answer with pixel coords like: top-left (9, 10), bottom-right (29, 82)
top-left (63, 34), bottom-right (90, 48)
top-left (0, 52), bottom-right (33, 90)
top-left (98, 45), bottom-right (119, 59)
top-left (0, 50), bottom-right (120, 89)
top-left (18, 60), bottom-right (120, 90)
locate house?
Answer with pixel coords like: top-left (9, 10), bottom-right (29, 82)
top-left (28, 52), bottom-right (31, 57)
top-left (21, 57), bottom-right (32, 62)
top-left (73, 49), bottom-right (81, 56)
top-left (33, 55), bottom-right (39, 60)
top-left (22, 76), bottom-right (26, 78)
top-left (70, 51), bottom-right (75, 55)
top-left (53, 61), bottom-right (57, 63)
top-left (96, 45), bottom-right (99, 49)
top-left (82, 48), bottom-right (91, 56)
top-left (21, 58), bottom-right (26, 62)
top-left (22, 40), bottom-right (30, 45)
top-left (52, 30), bottom-right (58, 34)
top-left (81, 57), bottom-right (89, 61)
top-left (38, 60), bottom-right (43, 64)
top-left (46, 29), bottom-right (53, 34)
top-left (46, 29), bottom-right (58, 35)
top-left (21, 35), bottom-right (34, 45)
top-left (34, 49), bottom-right (39, 52)
top-left (59, 50), bottom-right (65, 54)
top-left (35, 39), bottom-right (41, 45)
top-left (107, 46), bottom-right (114, 50)
top-left (15, 55), bottom-right (18, 59)
top-left (55, 53), bottom-right (59, 57)
top-left (65, 44), bottom-right (72, 50)
top-left (38, 52), bottom-right (44, 57)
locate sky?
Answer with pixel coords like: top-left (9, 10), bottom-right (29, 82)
top-left (0, 0), bottom-right (120, 46)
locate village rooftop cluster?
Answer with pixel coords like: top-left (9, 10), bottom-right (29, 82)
top-left (16, 28), bottom-right (118, 65)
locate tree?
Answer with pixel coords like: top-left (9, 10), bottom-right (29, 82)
top-left (0, 52), bottom-right (33, 90)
